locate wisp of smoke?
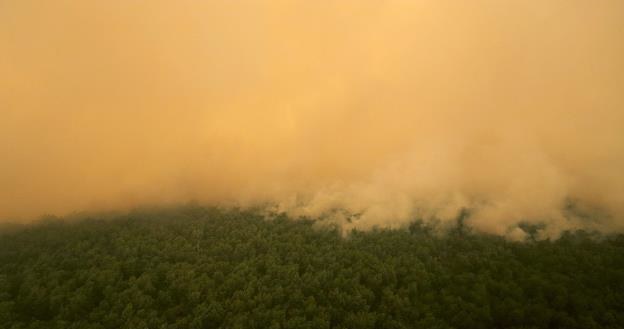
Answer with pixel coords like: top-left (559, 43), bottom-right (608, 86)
top-left (1, 0), bottom-right (623, 239)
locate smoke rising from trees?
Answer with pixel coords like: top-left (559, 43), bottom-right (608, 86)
top-left (1, 1), bottom-right (623, 238)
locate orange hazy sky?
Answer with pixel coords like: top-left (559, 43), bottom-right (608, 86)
top-left (1, 0), bottom-right (623, 238)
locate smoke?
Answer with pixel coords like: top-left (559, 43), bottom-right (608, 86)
top-left (1, 0), bottom-right (623, 238)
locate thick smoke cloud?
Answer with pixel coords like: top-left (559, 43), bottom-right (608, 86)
top-left (1, 0), bottom-right (623, 238)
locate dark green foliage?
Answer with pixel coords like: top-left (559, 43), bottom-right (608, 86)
top-left (1, 206), bottom-right (623, 328)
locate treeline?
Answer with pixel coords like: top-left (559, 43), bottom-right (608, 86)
top-left (0, 206), bottom-right (623, 329)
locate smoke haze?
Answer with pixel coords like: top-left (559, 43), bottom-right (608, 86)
top-left (1, 0), bottom-right (623, 238)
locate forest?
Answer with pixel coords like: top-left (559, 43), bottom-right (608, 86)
top-left (1, 206), bottom-right (623, 329)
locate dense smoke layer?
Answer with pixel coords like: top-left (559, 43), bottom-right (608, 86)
top-left (1, 0), bottom-right (623, 238)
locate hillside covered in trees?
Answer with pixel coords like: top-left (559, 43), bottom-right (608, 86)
top-left (1, 206), bottom-right (623, 329)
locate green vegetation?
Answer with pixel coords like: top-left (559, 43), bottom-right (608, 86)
top-left (1, 206), bottom-right (623, 329)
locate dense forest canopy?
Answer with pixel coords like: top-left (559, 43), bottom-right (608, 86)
top-left (1, 206), bottom-right (623, 329)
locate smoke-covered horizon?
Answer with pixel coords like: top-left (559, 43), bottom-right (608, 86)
top-left (1, 0), bottom-right (623, 239)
